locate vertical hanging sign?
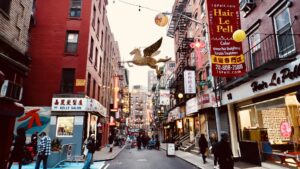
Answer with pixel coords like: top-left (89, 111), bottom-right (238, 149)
top-left (184, 70), bottom-right (196, 94)
top-left (113, 76), bottom-right (119, 110)
top-left (207, 0), bottom-right (245, 77)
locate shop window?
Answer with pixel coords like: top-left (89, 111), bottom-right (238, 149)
top-left (65, 31), bottom-right (79, 54)
top-left (274, 8), bottom-right (295, 58)
top-left (56, 117), bottom-right (74, 137)
top-left (60, 68), bottom-right (75, 93)
top-left (69, 0), bottom-right (81, 17)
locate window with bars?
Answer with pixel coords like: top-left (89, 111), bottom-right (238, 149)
top-left (65, 31), bottom-right (79, 54)
top-left (69, 0), bottom-right (81, 17)
top-left (60, 68), bottom-right (75, 93)
top-left (0, 0), bottom-right (12, 14)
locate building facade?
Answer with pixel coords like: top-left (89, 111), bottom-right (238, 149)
top-left (21, 0), bottom-right (123, 158)
top-left (0, 0), bottom-right (33, 167)
top-left (221, 0), bottom-right (300, 167)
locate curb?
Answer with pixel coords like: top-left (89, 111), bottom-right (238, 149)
top-left (95, 144), bottom-right (127, 162)
top-left (160, 146), bottom-right (202, 169)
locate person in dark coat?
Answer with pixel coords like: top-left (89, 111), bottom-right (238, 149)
top-left (31, 132), bottom-right (38, 155)
top-left (83, 134), bottom-right (96, 169)
top-left (7, 128), bottom-right (26, 169)
top-left (215, 133), bottom-right (234, 169)
top-left (108, 133), bottom-right (114, 153)
top-left (198, 134), bottom-right (208, 164)
top-left (209, 132), bottom-right (218, 169)
top-left (137, 134), bottom-right (142, 150)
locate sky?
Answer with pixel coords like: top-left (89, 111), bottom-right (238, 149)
top-left (107, 0), bottom-right (175, 90)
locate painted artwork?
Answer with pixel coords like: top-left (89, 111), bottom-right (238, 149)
top-left (14, 107), bottom-right (51, 136)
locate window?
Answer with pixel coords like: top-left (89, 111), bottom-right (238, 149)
top-left (93, 79), bottom-right (96, 98)
top-left (89, 38), bottom-right (94, 62)
top-left (200, 0), bottom-right (206, 16)
top-left (92, 6), bottom-right (96, 28)
top-left (98, 85), bottom-right (100, 101)
top-left (0, 0), bottom-right (12, 14)
top-left (100, 31), bottom-right (104, 49)
top-left (56, 117), bottom-right (74, 137)
top-left (99, 57), bottom-right (102, 76)
top-left (102, 7), bottom-right (105, 22)
top-left (249, 31), bottom-right (262, 69)
top-left (65, 31), bottom-right (79, 54)
top-left (95, 48), bottom-right (98, 70)
top-left (60, 68), bottom-right (75, 93)
top-left (87, 73), bottom-right (91, 96)
top-left (96, 19), bottom-right (100, 38)
top-left (98, 0), bottom-right (102, 13)
top-left (274, 8), bottom-right (295, 57)
top-left (69, 0), bottom-right (81, 17)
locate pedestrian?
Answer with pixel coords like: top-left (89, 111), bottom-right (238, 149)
top-left (34, 132), bottom-right (51, 169)
top-left (108, 133), bottom-right (114, 153)
top-left (137, 134), bottom-right (142, 150)
top-left (155, 134), bottom-right (160, 150)
top-left (209, 132), bottom-right (218, 169)
top-left (31, 132), bottom-right (38, 155)
top-left (82, 134), bottom-right (96, 169)
top-left (215, 133), bottom-right (234, 169)
top-left (7, 128), bottom-right (26, 169)
top-left (198, 134), bottom-right (208, 164)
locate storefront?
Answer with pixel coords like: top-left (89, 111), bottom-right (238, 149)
top-left (223, 58), bottom-right (300, 168)
top-left (50, 97), bottom-right (107, 156)
top-left (186, 97), bottom-right (198, 142)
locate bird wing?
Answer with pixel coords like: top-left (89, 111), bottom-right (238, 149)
top-left (143, 37), bottom-right (163, 57)
top-left (151, 51), bottom-right (160, 57)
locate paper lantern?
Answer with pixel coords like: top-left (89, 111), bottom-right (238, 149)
top-left (155, 13), bottom-right (169, 27)
top-left (178, 93), bottom-right (183, 99)
top-left (232, 29), bottom-right (246, 42)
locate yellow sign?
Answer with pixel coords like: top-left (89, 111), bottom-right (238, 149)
top-left (75, 79), bottom-right (86, 86)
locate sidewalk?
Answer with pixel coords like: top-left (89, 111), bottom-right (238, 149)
top-left (161, 143), bottom-right (270, 169)
top-left (93, 145), bottom-right (126, 161)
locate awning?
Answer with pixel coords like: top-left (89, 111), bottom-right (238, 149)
top-left (0, 99), bottom-right (24, 117)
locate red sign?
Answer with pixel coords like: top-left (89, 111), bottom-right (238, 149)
top-left (200, 94), bottom-right (210, 104)
top-left (280, 121), bottom-right (292, 138)
top-left (207, 0), bottom-right (246, 77)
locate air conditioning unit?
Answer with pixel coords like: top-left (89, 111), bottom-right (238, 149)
top-left (240, 0), bottom-right (256, 13)
top-left (0, 80), bottom-right (23, 101)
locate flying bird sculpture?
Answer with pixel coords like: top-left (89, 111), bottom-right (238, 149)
top-left (127, 37), bottom-right (171, 78)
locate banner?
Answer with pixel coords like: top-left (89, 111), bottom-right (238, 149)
top-left (184, 70), bottom-right (196, 94)
top-left (159, 90), bottom-right (170, 105)
top-left (207, 0), bottom-right (246, 77)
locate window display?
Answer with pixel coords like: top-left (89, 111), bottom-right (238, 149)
top-left (56, 116), bottom-right (74, 137)
top-left (237, 94), bottom-right (300, 168)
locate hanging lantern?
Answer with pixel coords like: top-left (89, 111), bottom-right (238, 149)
top-left (232, 29), bottom-right (246, 42)
top-left (155, 13), bottom-right (169, 27)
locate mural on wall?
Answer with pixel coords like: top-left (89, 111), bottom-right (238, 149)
top-left (15, 107), bottom-right (51, 136)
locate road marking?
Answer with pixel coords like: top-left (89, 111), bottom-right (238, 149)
top-left (103, 163), bottom-right (110, 169)
top-left (136, 159), bottom-right (147, 162)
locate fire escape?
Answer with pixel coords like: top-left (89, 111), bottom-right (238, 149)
top-left (167, 0), bottom-right (195, 106)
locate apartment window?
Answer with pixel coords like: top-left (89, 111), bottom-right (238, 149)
top-left (92, 6), bottom-right (96, 28)
top-left (100, 31), bottom-right (104, 49)
top-left (98, 86), bottom-right (100, 101)
top-left (249, 31), bottom-right (262, 69)
top-left (200, 0), bottom-right (206, 16)
top-left (60, 68), bottom-right (75, 93)
top-left (95, 48), bottom-right (98, 70)
top-left (98, 0), bottom-right (102, 13)
top-left (102, 7), bottom-right (105, 22)
top-left (96, 19), bottom-right (100, 38)
top-left (69, 0), bottom-right (81, 17)
top-left (99, 57), bottom-right (102, 76)
top-left (0, 0), bottom-right (12, 14)
top-left (93, 79), bottom-right (96, 98)
top-left (89, 38), bottom-right (94, 62)
top-left (87, 73), bottom-right (91, 96)
top-left (274, 8), bottom-right (295, 57)
top-left (65, 31), bottom-right (79, 54)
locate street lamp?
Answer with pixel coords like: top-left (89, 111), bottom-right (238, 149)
top-left (178, 93), bottom-right (183, 99)
top-left (232, 29), bottom-right (246, 42)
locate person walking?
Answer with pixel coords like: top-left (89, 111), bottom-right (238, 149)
top-left (209, 132), bottom-right (218, 169)
top-left (108, 133), bottom-right (114, 153)
top-left (31, 132), bottom-right (38, 155)
top-left (7, 128), bottom-right (26, 169)
top-left (198, 134), bottom-right (208, 164)
top-left (34, 132), bottom-right (51, 169)
top-left (82, 134), bottom-right (96, 169)
top-left (215, 133), bottom-right (234, 169)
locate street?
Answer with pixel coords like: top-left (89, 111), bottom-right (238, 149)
top-left (105, 148), bottom-right (198, 169)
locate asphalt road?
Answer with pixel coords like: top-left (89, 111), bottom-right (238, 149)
top-left (105, 148), bottom-right (198, 169)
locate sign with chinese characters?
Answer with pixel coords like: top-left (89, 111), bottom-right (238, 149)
top-left (207, 0), bottom-right (245, 77)
top-left (75, 79), bottom-right (86, 86)
top-left (186, 97), bottom-right (198, 115)
top-left (184, 70), bottom-right (196, 94)
top-left (51, 98), bottom-right (107, 117)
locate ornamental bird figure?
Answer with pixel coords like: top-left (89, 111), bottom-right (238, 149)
top-left (127, 37), bottom-right (171, 78)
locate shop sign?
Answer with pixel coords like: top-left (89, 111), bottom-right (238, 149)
top-left (280, 121), bottom-right (292, 138)
top-left (200, 94), bottom-right (210, 104)
top-left (251, 63), bottom-right (300, 92)
top-left (52, 98), bottom-right (86, 111)
top-left (160, 90), bottom-right (170, 105)
top-left (186, 97), bottom-right (198, 115)
top-left (207, 0), bottom-right (245, 77)
top-left (75, 79), bottom-right (85, 86)
top-left (184, 70), bottom-right (196, 94)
